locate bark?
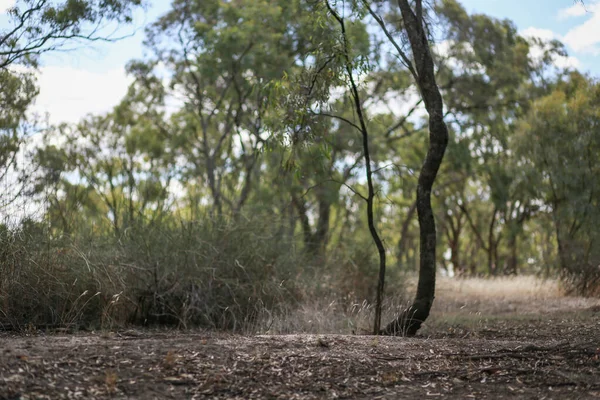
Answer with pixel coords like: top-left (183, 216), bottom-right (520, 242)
top-left (487, 208), bottom-right (498, 275)
top-left (291, 191), bottom-right (331, 258)
top-left (503, 203), bottom-right (536, 275)
top-left (444, 207), bottom-right (465, 275)
top-left (313, 194), bottom-right (331, 255)
top-left (381, 0), bottom-right (449, 336)
top-left (291, 194), bottom-right (314, 252)
top-left (506, 234), bottom-right (518, 275)
top-left (396, 200), bottom-right (418, 266)
top-left (234, 154), bottom-right (258, 216)
top-left (460, 203), bottom-right (500, 276)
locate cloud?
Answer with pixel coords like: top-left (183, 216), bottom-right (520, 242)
top-left (519, 27), bottom-right (581, 70)
top-left (562, 3), bottom-right (600, 54)
top-left (32, 66), bottom-right (132, 124)
top-left (0, 0), bottom-right (15, 14)
top-left (520, 27), bottom-right (557, 42)
top-left (553, 54), bottom-right (582, 69)
top-left (557, 2), bottom-right (588, 19)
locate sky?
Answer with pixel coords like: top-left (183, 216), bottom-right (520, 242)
top-left (0, 0), bottom-right (599, 126)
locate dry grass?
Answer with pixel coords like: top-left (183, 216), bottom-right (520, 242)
top-left (263, 298), bottom-right (374, 335)
top-left (437, 275), bottom-right (563, 301)
top-left (432, 275), bottom-right (600, 315)
top-left (420, 276), bottom-right (600, 336)
top-left (265, 275), bottom-right (600, 336)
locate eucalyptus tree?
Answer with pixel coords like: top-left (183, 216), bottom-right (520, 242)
top-left (1, 0), bottom-right (145, 219)
top-left (371, 0), bottom-right (449, 336)
top-left (0, 0), bottom-right (144, 70)
top-left (132, 0), bottom-right (332, 218)
top-left (514, 72), bottom-right (600, 295)
top-left (35, 98), bottom-right (176, 237)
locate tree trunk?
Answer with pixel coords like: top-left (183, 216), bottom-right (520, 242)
top-left (291, 191), bottom-right (331, 258)
top-left (487, 208), bottom-right (498, 275)
top-left (450, 239), bottom-right (461, 276)
top-left (381, 0), bottom-right (449, 336)
top-left (506, 233), bottom-right (518, 275)
top-left (397, 200), bottom-right (417, 267)
top-left (325, 1), bottom-right (387, 334)
top-left (313, 189), bottom-right (332, 257)
top-left (445, 208), bottom-right (464, 275)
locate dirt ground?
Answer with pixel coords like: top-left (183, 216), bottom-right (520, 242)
top-left (1, 278), bottom-right (600, 399)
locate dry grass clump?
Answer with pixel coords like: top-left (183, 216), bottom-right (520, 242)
top-left (0, 217), bottom-right (306, 332)
top-left (0, 216), bottom-right (397, 334)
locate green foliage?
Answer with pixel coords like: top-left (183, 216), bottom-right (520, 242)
top-left (0, 68), bottom-right (38, 208)
top-left (1, 0), bottom-right (144, 69)
top-left (514, 72), bottom-right (600, 294)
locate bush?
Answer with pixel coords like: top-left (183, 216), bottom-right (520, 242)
top-left (0, 216), bottom-right (305, 332)
top-left (0, 213), bottom-right (406, 333)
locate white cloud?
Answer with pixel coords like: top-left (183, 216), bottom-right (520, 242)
top-left (519, 27), bottom-right (581, 70)
top-left (0, 0), bottom-right (15, 14)
top-left (520, 27), bottom-right (557, 42)
top-left (562, 3), bottom-right (600, 54)
top-left (557, 2), bottom-right (588, 19)
top-left (553, 54), bottom-right (582, 69)
top-left (33, 66), bottom-right (132, 124)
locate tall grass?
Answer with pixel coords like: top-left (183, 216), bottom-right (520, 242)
top-left (0, 215), bottom-right (395, 333)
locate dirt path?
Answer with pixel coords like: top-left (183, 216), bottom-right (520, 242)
top-left (1, 310), bottom-right (599, 399)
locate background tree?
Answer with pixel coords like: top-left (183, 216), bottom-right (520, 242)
top-left (1, 0), bottom-right (145, 218)
top-left (514, 72), bottom-right (600, 295)
top-left (1, 0), bottom-right (144, 70)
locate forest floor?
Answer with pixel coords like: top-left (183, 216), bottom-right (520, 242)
top-left (1, 277), bottom-right (600, 399)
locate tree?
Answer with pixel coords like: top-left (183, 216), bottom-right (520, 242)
top-left (0, 68), bottom-right (37, 211)
top-left (364, 0), bottom-right (448, 336)
top-left (514, 72), bottom-right (600, 295)
top-left (138, 0), bottom-right (329, 219)
top-left (35, 101), bottom-right (176, 237)
top-left (1, 0), bottom-right (145, 218)
top-left (322, 0), bottom-right (387, 334)
top-left (0, 0), bottom-right (144, 70)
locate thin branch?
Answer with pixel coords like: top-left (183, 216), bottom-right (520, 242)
top-left (298, 178), bottom-right (368, 202)
top-left (384, 99), bottom-right (423, 138)
top-left (361, 0), bottom-right (417, 80)
top-left (311, 110), bottom-right (362, 132)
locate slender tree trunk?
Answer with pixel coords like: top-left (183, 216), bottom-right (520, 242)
top-left (487, 207), bottom-right (498, 275)
top-left (291, 194), bottom-right (314, 252)
top-left (205, 156), bottom-right (222, 217)
top-left (397, 200), bottom-right (417, 266)
top-left (313, 196), bottom-right (331, 256)
top-left (291, 191), bottom-right (331, 258)
top-left (325, 1), bottom-right (387, 334)
top-left (445, 208), bottom-right (464, 275)
top-left (381, 0), bottom-right (449, 336)
top-left (450, 239), bottom-right (461, 276)
top-left (234, 154), bottom-right (258, 216)
top-left (506, 234), bottom-right (518, 275)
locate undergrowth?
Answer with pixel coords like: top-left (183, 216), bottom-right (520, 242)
top-left (0, 215), bottom-right (399, 334)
